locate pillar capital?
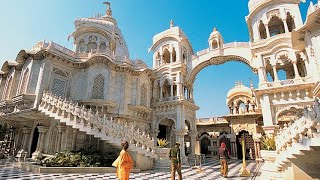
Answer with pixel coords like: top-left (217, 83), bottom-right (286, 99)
top-left (37, 126), bottom-right (49, 133)
top-left (57, 125), bottom-right (67, 132)
top-left (22, 127), bottom-right (32, 134)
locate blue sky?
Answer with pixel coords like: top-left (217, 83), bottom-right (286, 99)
top-left (0, 0), bottom-right (316, 118)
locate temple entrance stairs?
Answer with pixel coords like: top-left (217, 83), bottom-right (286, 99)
top-left (37, 91), bottom-right (158, 170)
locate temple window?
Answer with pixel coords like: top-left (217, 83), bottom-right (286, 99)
top-left (162, 49), bottom-right (170, 64)
top-left (91, 74), bottom-right (105, 99)
top-left (212, 40), bottom-right (218, 49)
top-left (259, 21), bottom-right (267, 39)
top-left (140, 83), bottom-right (147, 106)
top-left (86, 42), bottom-right (97, 53)
top-left (157, 52), bottom-right (161, 66)
top-left (51, 69), bottom-right (68, 98)
top-left (3, 76), bottom-right (13, 100)
top-left (162, 79), bottom-right (171, 98)
top-left (268, 16), bottom-right (285, 36)
top-left (78, 39), bottom-right (85, 53)
top-left (286, 12), bottom-right (295, 32)
top-left (99, 42), bottom-right (107, 52)
top-left (172, 48), bottom-right (177, 62)
top-left (20, 68), bottom-right (30, 94)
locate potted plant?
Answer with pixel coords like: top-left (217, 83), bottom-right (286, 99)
top-left (155, 138), bottom-right (171, 160)
top-left (260, 135), bottom-right (277, 162)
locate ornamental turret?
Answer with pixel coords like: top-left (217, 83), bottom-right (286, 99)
top-left (69, 2), bottom-right (129, 62)
top-left (208, 27), bottom-right (224, 50)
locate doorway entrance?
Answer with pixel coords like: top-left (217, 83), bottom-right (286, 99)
top-left (30, 126), bottom-right (39, 155)
top-left (236, 130), bottom-right (255, 160)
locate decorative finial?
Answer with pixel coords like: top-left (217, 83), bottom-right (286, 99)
top-left (170, 19), bottom-right (174, 28)
top-left (249, 78), bottom-right (254, 89)
top-left (103, 2), bottom-right (112, 16)
top-left (213, 27), bottom-right (217, 31)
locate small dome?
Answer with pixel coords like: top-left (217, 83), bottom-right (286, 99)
top-left (209, 27), bottom-right (222, 40)
top-left (227, 81), bottom-right (253, 100)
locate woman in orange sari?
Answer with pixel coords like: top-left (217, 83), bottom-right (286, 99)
top-left (112, 141), bottom-right (134, 180)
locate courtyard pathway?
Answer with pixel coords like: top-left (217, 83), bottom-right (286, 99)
top-left (0, 159), bottom-right (260, 180)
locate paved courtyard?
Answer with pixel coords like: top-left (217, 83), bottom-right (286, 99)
top-left (0, 159), bottom-right (260, 180)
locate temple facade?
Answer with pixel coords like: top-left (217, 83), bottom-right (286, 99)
top-left (0, 0), bottom-right (319, 177)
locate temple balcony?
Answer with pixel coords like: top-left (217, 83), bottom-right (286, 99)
top-left (0, 94), bottom-right (36, 115)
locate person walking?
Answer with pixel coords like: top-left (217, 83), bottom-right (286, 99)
top-left (112, 141), bottom-right (134, 180)
top-left (218, 142), bottom-right (230, 178)
top-left (169, 142), bottom-right (182, 180)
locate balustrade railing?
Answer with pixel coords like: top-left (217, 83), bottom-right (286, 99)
top-left (39, 91), bottom-right (156, 155)
top-left (274, 99), bottom-right (320, 168)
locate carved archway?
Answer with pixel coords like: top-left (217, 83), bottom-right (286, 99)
top-left (199, 132), bottom-right (212, 155)
top-left (188, 55), bottom-right (253, 84)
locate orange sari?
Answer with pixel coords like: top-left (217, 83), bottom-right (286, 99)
top-left (112, 150), bottom-right (134, 180)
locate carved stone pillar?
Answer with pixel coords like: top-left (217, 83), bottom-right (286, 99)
top-left (272, 65), bottom-right (279, 81)
top-left (16, 127), bottom-right (32, 160)
top-left (282, 19), bottom-right (289, 33)
top-left (71, 129), bottom-right (78, 151)
top-left (32, 126), bottom-right (49, 159)
top-left (292, 61), bottom-right (301, 79)
top-left (231, 140), bottom-right (237, 158)
top-left (57, 125), bottom-right (67, 153)
top-left (265, 24), bottom-right (270, 38)
top-left (188, 131), bottom-right (197, 160)
top-left (175, 130), bottom-right (187, 162)
top-left (253, 134), bottom-right (262, 161)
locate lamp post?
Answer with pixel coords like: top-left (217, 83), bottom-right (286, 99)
top-left (239, 139), bottom-right (250, 176)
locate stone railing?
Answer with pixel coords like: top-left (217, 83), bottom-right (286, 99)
top-left (222, 42), bottom-right (250, 48)
top-left (39, 91), bottom-right (157, 157)
top-left (50, 42), bottom-right (76, 57)
top-left (274, 99), bottom-right (320, 169)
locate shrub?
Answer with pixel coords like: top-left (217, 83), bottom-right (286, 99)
top-left (39, 149), bottom-right (116, 167)
top-left (157, 138), bottom-right (169, 148)
top-left (261, 135), bottom-right (276, 151)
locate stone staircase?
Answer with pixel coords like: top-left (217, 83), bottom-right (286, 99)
top-left (261, 99), bottom-right (320, 179)
top-left (38, 91), bottom-right (158, 170)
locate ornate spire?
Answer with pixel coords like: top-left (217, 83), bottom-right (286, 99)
top-left (213, 27), bottom-right (217, 32)
top-left (103, 2), bottom-right (112, 16)
top-left (170, 19), bottom-right (174, 28)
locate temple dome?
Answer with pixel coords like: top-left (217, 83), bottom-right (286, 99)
top-left (209, 27), bottom-right (222, 40)
top-left (227, 82), bottom-right (253, 100)
top-left (70, 2), bottom-right (129, 61)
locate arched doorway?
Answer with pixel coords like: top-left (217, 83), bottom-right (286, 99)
top-left (30, 126), bottom-right (39, 155)
top-left (218, 131), bottom-right (231, 154)
top-left (236, 130), bottom-right (255, 160)
top-left (199, 132), bottom-right (211, 155)
top-left (157, 118), bottom-right (175, 147)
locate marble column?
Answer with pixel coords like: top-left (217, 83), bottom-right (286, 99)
top-left (265, 24), bottom-right (270, 38)
top-left (253, 134), bottom-right (262, 161)
top-left (32, 126), bottom-right (49, 159)
top-left (272, 65), bottom-right (279, 81)
top-left (292, 61), bottom-right (301, 79)
top-left (188, 131), bottom-right (197, 160)
top-left (57, 125), bottom-right (67, 153)
top-left (175, 130), bottom-right (187, 162)
top-left (71, 129), bottom-right (78, 151)
top-left (283, 19), bottom-right (289, 33)
top-left (16, 127), bottom-right (32, 160)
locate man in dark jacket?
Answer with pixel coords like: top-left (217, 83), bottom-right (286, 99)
top-left (218, 142), bottom-right (230, 177)
top-left (169, 142), bottom-right (182, 180)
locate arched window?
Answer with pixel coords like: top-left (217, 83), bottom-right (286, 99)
top-left (172, 48), bottom-right (177, 62)
top-left (162, 79), bottom-right (171, 98)
top-left (51, 69), bottom-right (68, 98)
top-left (162, 49), bottom-right (170, 64)
top-left (212, 40), bottom-right (218, 49)
top-left (259, 21), bottom-right (267, 39)
top-left (3, 76), bottom-right (13, 100)
top-left (157, 52), bottom-right (161, 66)
top-left (268, 16), bottom-right (285, 36)
top-left (140, 83), bottom-right (147, 106)
top-left (20, 68), bottom-right (30, 94)
top-left (86, 42), bottom-right (97, 53)
top-left (99, 42), bottom-right (107, 52)
top-left (286, 12), bottom-right (295, 32)
top-left (91, 74), bottom-right (104, 99)
top-left (78, 39), bottom-right (85, 53)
